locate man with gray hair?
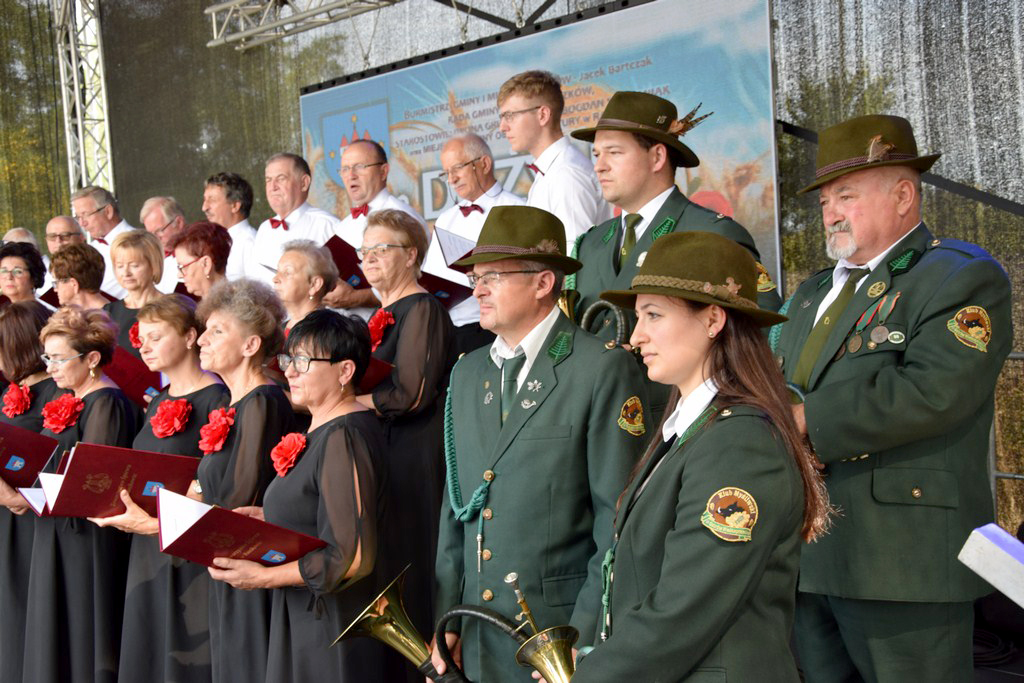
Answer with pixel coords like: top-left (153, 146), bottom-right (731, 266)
top-left (3, 227), bottom-right (38, 246)
top-left (38, 215), bottom-right (86, 297)
top-left (70, 185), bottom-right (132, 298)
top-left (140, 196), bottom-right (187, 293)
top-left (429, 132), bottom-right (524, 353)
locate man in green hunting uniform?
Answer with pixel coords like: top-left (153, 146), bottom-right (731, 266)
top-left (430, 206), bottom-right (649, 682)
top-left (774, 114), bottom-right (1011, 682)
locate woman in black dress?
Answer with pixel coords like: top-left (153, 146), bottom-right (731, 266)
top-left (0, 301), bottom-right (60, 682)
top-left (194, 279), bottom-right (295, 683)
top-left (102, 230), bottom-right (163, 359)
top-left (49, 242), bottom-right (112, 309)
top-left (170, 221), bottom-right (232, 301)
top-left (357, 209), bottom-right (457, 640)
top-left (89, 294), bottom-right (228, 683)
top-left (210, 310), bottom-right (399, 681)
top-left (0, 241), bottom-right (48, 307)
top-left (23, 306), bottom-right (140, 683)
top-left (273, 239), bottom-right (339, 336)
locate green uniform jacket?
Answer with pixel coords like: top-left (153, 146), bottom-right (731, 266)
top-left (435, 313), bottom-right (649, 682)
top-left (773, 224), bottom-right (1011, 602)
top-left (573, 404), bottom-right (804, 683)
top-left (568, 187), bottom-right (781, 342)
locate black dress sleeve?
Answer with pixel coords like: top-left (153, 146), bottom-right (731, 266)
top-left (299, 424), bottom-right (380, 594)
top-left (80, 389), bottom-right (139, 448)
top-left (220, 387), bottom-right (292, 509)
top-left (372, 296), bottom-right (453, 418)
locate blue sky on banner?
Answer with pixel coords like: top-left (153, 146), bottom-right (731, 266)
top-left (301, 0), bottom-right (778, 272)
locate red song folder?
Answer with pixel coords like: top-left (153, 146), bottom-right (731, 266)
top-left (324, 236), bottom-right (371, 290)
top-left (105, 346), bottom-right (162, 409)
top-left (157, 488), bottom-right (326, 568)
top-left (0, 422), bottom-right (60, 488)
top-left (18, 443), bottom-right (199, 518)
top-left (358, 357), bottom-right (393, 393)
top-left (420, 226), bottom-right (474, 310)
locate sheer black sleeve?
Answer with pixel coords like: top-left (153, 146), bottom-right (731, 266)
top-left (298, 424), bottom-right (380, 594)
top-left (81, 389), bottom-right (138, 448)
top-left (221, 387), bottom-right (291, 509)
top-left (372, 296), bottom-right (453, 418)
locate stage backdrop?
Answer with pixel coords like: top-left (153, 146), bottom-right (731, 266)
top-left (299, 0), bottom-right (780, 277)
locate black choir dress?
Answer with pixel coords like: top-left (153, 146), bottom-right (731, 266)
top-left (196, 384), bottom-right (295, 683)
top-left (370, 293), bottom-right (456, 640)
top-left (119, 383), bottom-right (230, 683)
top-left (263, 411), bottom-right (398, 680)
top-left (103, 300), bottom-right (143, 359)
top-left (23, 387), bottom-right (140, 683)
top-left (0, 378), bottom-right (64, 683)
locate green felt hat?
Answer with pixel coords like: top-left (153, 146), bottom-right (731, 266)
top-left (799, 114), bottom-right (940, 193)
top-left (601, 231), bottom-right (787, 327)
top-left (571, 91), bottom-right (707, 168)
top-left (452, 205), bottom-right (582, 274)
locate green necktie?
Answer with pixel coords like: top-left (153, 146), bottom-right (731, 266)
top-left (617, 213), bottom-right (642, 273)
top-left (500, 353), bottom-right (526, 425)
top-left (791, 267), bottom-right (869, 390)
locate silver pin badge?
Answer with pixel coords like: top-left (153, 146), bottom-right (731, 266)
top-left (483, 391), bottom-right (493, 405)
top-left (520, 399), bottom-right (537, 410)
top-left (527, 380), bottom-right (542, 392)
top-left (636, 251), bottom-right (648, 267)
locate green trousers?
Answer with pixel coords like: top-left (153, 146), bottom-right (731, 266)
top-left (794, 592), bottom-right (974, 683)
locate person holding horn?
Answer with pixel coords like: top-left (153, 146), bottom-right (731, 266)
top-left (775, 114), bottom-right (1011, 682)
top-left (431, 205), bottom-right (649, 682)
top-left (565, 231), bottom-right (829, 682)
top-left (566, 92), bottom-right (781, 416)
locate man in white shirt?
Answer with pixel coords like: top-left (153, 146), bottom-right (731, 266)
top-left (431, 133), bottom-right (525, 353)
top-left (497, 70), bottom-right (612, 243)
top-left (70, 185), bottom-right (133, 299)
top-left (325, 139), bottom-right (426, 311)
top-left (140, 196), bottom-right (187, 293)
top-left (249, 152), bottom-right (340, 286)
top-left (202, 172), bottom-right (257, 282)
top-left (38, 216), bottom-right (86, 297)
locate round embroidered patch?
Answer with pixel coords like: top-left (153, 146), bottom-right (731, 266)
top-left (700, 487), bottom-right (758, 542)
top-left (617, 395), bottom-right (645, 436)
top-left (756, 262), bottom-right (777, 293)
top-left (947, 305), bottom-right (991, 353)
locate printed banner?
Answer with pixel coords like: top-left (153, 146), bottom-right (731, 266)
top-left (300, 0), bottom-right (779, 275)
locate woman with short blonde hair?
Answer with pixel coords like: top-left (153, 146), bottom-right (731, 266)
top-left (104, 230), bottom-right (164, 358)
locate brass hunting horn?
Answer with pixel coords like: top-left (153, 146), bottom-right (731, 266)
top-left (334, 567), bottom-right (577, 682)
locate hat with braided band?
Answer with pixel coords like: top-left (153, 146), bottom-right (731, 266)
top-left (600, 231), bottom-right (787, 326)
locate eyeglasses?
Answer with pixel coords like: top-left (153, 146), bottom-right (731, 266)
top-left (277, 354), bottom-right (332, 374)
top-left (177, 257), bottom-right (201, 275)
top-left (357, 243), bottom-right (408, 260)
top-left (498, 106), bottom-right (541, 123)
top-left (0, 268), bottom-right (27, 278)
top-left (45, 231), bottom-right (81, 243)
top-left (466, 270), bottom-right (542, 288)
top-left (340, 161), bottom-right (385, 175)
top-left (151, 217), bottom-right (176, 236)
top-left (439, 157), bottom-right (482, 182)
top-left (72, 205), bottom-right (107, 223)
top-left (40, 352), bottom-right (84, 366)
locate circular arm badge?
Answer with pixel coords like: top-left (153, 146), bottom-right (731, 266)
top-left (700, 487), bottom-right (758, 542)
top-left (947, 306), bottom-right (991, 352)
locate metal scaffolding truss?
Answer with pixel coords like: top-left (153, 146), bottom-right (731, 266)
top-left (205, 0), bottom-right (403, 51)
top-left (52, 0), bottom-right (114, 192)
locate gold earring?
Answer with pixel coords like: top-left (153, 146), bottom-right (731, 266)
top-left (89, 366), bottom-right (96, 378)
top-left (708, 331), bottom-right (716, 338)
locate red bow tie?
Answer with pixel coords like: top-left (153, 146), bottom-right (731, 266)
top-left (526, 163), bottom-right (544, 176)
top-left (270, 217), bottom-right (288, 230)
top-left (350, 204), bottom-right (370, 219)
top-left (94, 237), bottom-right (108, 245)
top-left (459, 204), bottom-right (484, 217)
top-left (164, 250), bottom-right (173, 258)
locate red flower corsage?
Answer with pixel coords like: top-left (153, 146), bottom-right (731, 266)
top-left (129, 322), bottom-right (142, 349)
top-left (150, 398), bottom-right (192, 438)
top-left (367, 309), bottom-right (395, 352)
top-left (2, 382), bottom-right (31, 418)
top-left (198, 406), bottom-right (235, 455)
top-left (270, 432), bottom-right (306, 477)
top-left (42, 393), bottom-right (85, 434)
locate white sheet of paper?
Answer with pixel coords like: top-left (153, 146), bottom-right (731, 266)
top-left (17, 487), bottom-right (48, 516)
top-left (37, 471), bottom-right (64, 509)
top-left (157, 488), bottom-right (211, 550)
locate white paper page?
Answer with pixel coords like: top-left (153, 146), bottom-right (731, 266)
top-left (17, 487), bottom-right (48, 516)
top-left (435, 227), bottom-right (476, 266)
top-left (38, 472), bottom-right (64, 508)
top-left (157, 488), bottom-right (211, 549)
top-left (422, 237), bottom-right (472, 286)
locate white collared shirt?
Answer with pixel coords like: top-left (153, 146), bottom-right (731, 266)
top-left (334, 188), bottom-right (428, 249)
top-left (526, 136), bottom-right (613, 243)
top-left (661, 378), bottom-right (719, 443)
top-left (489, 305), bottom-right (561, 391)
top-left (813, 222), bottom-right (921, 324)
top-left (92, 220), bottom-right (134, 299)
top-left (155, 254), bottom-right (179, 294)
top-left (619, 185), bottom-right (675, 248)
top-left (249, 201), bottom-right (340, 285)
top-left (225, 218), bottom-right (257, 281)
top-left (431, 182), bottom-right (525, 327)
